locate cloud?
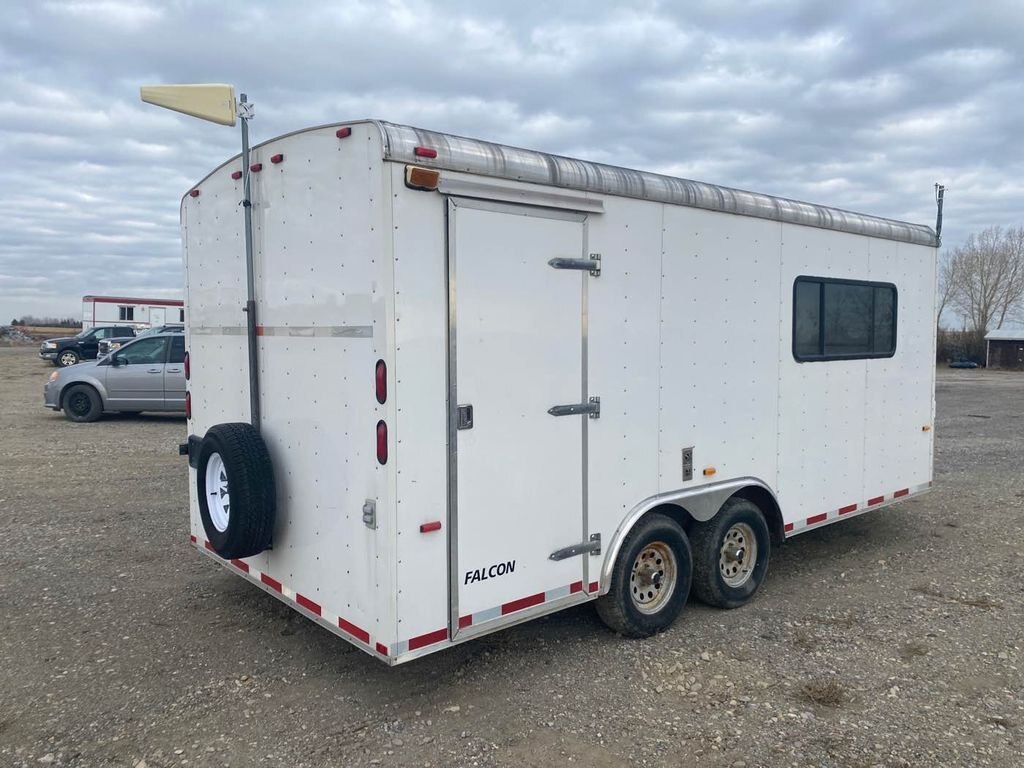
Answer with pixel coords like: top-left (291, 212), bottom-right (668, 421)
top-left (1, 0), bottom-right (1022, 321)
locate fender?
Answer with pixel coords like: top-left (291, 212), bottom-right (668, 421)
top-left (599, 476), bottom-right (780, 593)
top-left (57, 371), bottom-right (110, 406)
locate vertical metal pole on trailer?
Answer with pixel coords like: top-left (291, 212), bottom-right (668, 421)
top-left (238, 94), bottom-right (261, 430)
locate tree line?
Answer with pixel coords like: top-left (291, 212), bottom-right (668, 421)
top-left (9, 316), bottom-right (80, 328)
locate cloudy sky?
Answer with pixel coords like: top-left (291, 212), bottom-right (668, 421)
top-left (2, 0), bottom-right (1022, 322)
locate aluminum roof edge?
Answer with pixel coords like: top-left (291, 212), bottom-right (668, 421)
top-left (180, 119), bottom-right (937, 248)
top-left (378, 121), bottom-right (939, 248)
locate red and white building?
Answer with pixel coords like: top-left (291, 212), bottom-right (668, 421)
top-left (82, 295), bottom-right (185, 330)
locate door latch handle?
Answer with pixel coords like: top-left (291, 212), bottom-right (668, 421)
top-left (547, 396), bottom-right (600, 419)
top-left (456, 404), bottom-right (473, 430)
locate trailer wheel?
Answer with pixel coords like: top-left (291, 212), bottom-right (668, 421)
top-left (595, 513), bottom-right (693, 638)
top-left (691, 498), bottom-right (770, 609)
top-left (63, 384), bottom-right (102, 422)
top-left (196, 423), bottom-right (276, 559)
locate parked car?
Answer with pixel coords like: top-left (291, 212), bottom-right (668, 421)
top-left (43, 332), bottom-right (186, 422)
top-left (949, 360), bottom-right (979, 369)
top-left (39, 325), bottom-right (137, 367)
top-left (98, 324), bottom-right (183, 357)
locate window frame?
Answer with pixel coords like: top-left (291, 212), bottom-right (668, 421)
top-left (792, 275), bottom-right (898, 363)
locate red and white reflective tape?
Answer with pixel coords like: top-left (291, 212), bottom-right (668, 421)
top-left (192, 536), bottom-right (379, 654)
top-left (782, 482), bottom-right (931, 536)
top-left (388, 579), bottom-right (599, 657)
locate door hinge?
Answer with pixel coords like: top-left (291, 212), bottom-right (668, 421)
top-left (549, 533), bottom-right (601, 561)
top-left (547, 396), bottom-right (600, 419)
top-left (548, 252), bottom-right (601, 277)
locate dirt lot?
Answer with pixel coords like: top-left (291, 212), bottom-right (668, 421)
top-left (1, 347), bottom-right (1022, 767)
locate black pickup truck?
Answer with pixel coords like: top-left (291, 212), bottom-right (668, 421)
top-left (39, 325), bottom-right (137, 367)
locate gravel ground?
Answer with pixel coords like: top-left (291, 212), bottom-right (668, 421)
top-left (1, 347), bottom-right (1022, 767)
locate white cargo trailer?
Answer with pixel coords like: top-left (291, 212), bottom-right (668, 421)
top-left (82, 294), bottom-right (184, 329)
top-left (180, 121), bottom-right (938, 665)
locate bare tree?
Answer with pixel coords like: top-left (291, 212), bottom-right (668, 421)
top-left (936, 250), bottom-right (959, 328)
top-left (947, 226), bottom-right (1024, 332)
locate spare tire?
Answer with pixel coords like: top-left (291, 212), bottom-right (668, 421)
top-left (196, 422), bottom-right (276, 559)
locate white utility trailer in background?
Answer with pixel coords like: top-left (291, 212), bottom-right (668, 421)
top-left (180, 120), bottom-right (938, 665)
top-left (82, 295), bottom-right (185, 329)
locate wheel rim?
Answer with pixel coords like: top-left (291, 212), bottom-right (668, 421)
top-left (205, 452), bottom-right (231, 532)
top-left (68, 391), bottom-right (90, 417)
top-left (719, 522), bottom-right (757, 588)
top-left (60, 352), bottom-right (77, 366)
top-left (630, 541), bottom-right (677, 614)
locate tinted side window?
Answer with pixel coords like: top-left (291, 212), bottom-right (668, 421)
top-left (118, 337), bottom-right (168, 365)
top-left (793, 281), bottom-right (821, 358)
top-left (169, 336), bottom-right (186, 364)
top-left (793, 277), bottom-right (897, 361)
top-left (823, 282), bottom-right (873, 356)
top-left (873, 288), bottom-right (895, 354)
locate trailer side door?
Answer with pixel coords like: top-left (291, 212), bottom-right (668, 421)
top-left (448, 198), bottom-right (594, 638)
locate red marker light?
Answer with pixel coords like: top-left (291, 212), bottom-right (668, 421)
top-left (185, 391), bottom-right (192, 420)
top-left (231, 170), bottom-right (242, 180)
top-left (375, 359), bottom-right (386, 404)
top-left (376, 420), bottom-right (388, 464)
top-left (414, 146), bottom-right (437, 158)
top-left (184, 351), bottom-right (190, 381)
top-left (189, 189), bottom-right (200, 197)
top-left (420, 521), bottom-right (442, 533)
top-left (336, 127), bottom-right (352, 138)
top-left (250, 163), bottom-right (263, 172)
top-left (270, 153), bottom-right (284, 164)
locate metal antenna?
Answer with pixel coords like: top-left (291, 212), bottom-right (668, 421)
top-left (934, 183), bottom-right (945, 245)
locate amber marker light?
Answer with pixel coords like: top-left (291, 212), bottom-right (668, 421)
top-left (405, 165), bottom-right (440, 191)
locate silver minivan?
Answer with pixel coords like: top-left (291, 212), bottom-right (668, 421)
top-left (43, 332), bottom-right (186, 422)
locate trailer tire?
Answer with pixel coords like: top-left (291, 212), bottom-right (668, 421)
top-left (595, 513), bottom-right (693, 638)
top-left (63, 384), bottom-right (102, 422)
top-left (691, 498), bottom-right (770, 609)
top-left (196, 423), bottom-right (276, 559)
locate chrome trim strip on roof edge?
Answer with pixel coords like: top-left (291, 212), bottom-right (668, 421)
top-left (378, 121), bottom-right (938, 248)
top-left (183, 119), bottom-right (937, 248)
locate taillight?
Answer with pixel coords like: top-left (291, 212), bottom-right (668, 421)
top-left (376, 420), bottom-right (388, 464)
top-left (375, 359), bottom-right (386, 404)
top-left (184, 351), bottom-right (190, 381)
top-left (185, 391), bottom-right (191, 420)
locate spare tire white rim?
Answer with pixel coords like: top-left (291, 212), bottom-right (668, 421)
top-left (206, 452), bottom-right (231, 532)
